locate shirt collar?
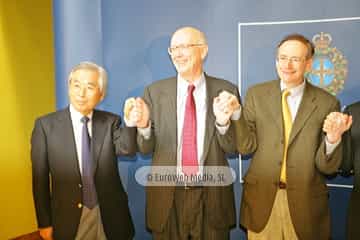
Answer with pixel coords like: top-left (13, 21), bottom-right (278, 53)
top-left (177, 73), bottom-right (206, 96)
top-left (69, 104), bottom-right (93, 122)
top-left (280, 79), bottom-right (306, 97)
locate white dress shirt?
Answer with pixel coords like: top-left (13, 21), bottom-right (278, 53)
top-left (280, 80), bottom-right (306, 122)
top-left (69, 104), bottom-right (93, 175)
top-left (137, 73), bottom-right (229, 175)
top-left (176, 73), bottom-right (207, 174)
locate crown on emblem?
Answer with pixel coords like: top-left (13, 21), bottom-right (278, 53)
top-left (312, 32), bottom-right (332, 49)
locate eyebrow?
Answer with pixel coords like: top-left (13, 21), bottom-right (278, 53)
top-left (278, 54), bottom-right (303, 58)
top-left (87, 82), bottom-right (97, 87)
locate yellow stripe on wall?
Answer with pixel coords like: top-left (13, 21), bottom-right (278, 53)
top-left (0, 0), bottom-right (55, 238)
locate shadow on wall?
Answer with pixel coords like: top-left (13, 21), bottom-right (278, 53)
top-left (144, 35), bottom-right (175, 81)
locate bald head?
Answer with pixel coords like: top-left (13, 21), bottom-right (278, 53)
top-left (170, 26), bottom-right (207, 46)
top-left (168, 26), bottom-right (209, 82)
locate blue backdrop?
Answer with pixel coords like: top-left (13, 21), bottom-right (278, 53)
top-left (53, 1), bottom-right (360, 239)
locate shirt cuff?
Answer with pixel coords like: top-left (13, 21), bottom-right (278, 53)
top-left (215, 121), bottom-right (230, 135)
top-left (325, 137), bottom-right (341, 155)
top-left (231, 108), bottom-right (241, 121)
top-left (124, 116), bottom-right (136, 127)
top-left (137, 121), bottom-right (151, 140)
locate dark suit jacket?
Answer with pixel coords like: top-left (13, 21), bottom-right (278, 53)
top-left (31, 108), bottom-right (135, 240)
top-left (234, 80), bottom-right (342, 240)
top-left (137, 75), bottom-right (239, 232)
top-left (341, 101), bottom-right (360, 240)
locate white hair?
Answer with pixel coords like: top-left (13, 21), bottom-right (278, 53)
top-left (68, 61), bottom-right (108, 98)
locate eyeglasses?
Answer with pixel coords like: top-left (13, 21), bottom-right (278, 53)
top-left (277, 55), bottom-right (306, 65)
top-left (168, 44), bottom-right (205, 55)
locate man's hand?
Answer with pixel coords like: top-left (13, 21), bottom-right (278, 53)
top-left (39, 226), bottom-right (53, 240)
top-left (124, 97), bottom-right (150, 128)
top-left (213, 90), bottom-right (240, 126)
top-left (323, 112), bottom-right (353, 143)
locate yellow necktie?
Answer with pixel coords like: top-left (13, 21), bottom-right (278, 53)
top-left (280, 90), bottom-right (292, 183)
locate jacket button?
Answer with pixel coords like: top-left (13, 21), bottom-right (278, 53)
top-left (78, 183), bottom-right (82, 188)
top-left (77, 203), bottom-right (83, 209)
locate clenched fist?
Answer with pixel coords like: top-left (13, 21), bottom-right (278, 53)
top-left (213, 90), bottom-right (240, 126)
top-left (124, 97), bottom-right (150, 128)
top-left (323, 112), bottom-right (352, 143)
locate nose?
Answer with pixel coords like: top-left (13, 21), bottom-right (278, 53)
top-left (79, 86), bottom-right (86, 96)
top-left (288, 59), bottom-right (295, 66)
top-left (173, 51), bottom-right (183, 59)
top-left (282, 59), bottom-right (294, 68)
top-left (286, 62), bottom-right (293, 68)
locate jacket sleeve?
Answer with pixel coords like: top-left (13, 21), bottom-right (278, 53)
top-left (216, 86), bottom-right (241, 154)
top-left (113, 116), bottom-right (137, 156)
top-left (31, 118), bottom-right (52, 228)
top-left (315, 99), bottom-right (342, 174)
top-left (340, 106), bottom-right (354, 175)
top-left (137, 86), bottom-right (155, 154)
top-left (233, 87), bottom-right (258, 155)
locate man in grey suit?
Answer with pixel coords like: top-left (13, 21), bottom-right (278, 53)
top-left (222, 34), bottom-right (352, 240)
top-left (124, 26), bottom-right (239, 239)
top-left (31, 62), bottom-right (135, 240)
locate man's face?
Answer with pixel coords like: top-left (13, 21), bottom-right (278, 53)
top-left (276, 40), bottom-right (312, 88)
top-left (68, 69), bottom-right (102, 115)
top-left (169, 30), bottom-right (207, 81)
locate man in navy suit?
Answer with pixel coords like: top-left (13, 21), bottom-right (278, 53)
top-left (31, 62), bottom-right (135, 240)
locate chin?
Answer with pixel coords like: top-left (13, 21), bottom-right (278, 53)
top-left (176, 66), bottom-right (189, 73)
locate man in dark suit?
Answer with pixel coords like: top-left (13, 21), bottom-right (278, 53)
top-left (341, 101), bottom-right (359, 240)
top-left (124, 26), bottom-right (239, 239)
top-left (31, 62), bottom-right (135, 240)
top-left (223, 34), bottom-right (352, 239)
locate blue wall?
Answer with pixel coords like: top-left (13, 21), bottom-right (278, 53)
top-left (53, 1), bottom-right (360, 239)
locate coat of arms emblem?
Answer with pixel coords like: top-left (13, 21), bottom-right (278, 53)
top-left (307, 32), bottom-right (347, 95)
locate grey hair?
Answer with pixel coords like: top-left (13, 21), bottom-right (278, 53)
top-left (68, 61), bottom-right (108, 98)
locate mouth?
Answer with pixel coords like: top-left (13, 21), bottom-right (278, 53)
top-left (175, 60), bottom-right (188, 65)
top-left (281, 69), bottom-right (296, 75)
top-left (76, 100), bottom-right (87, 105)
top-left (174, 57), bottom-right (188, 64)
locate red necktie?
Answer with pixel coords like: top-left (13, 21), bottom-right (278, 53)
top-left (181, 84), bottom-right (198, 176)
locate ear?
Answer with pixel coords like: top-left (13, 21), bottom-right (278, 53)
top-left (305, 58), bottom-right (313, 72)
top-left (275, 59), bottom-right (279, 68)
top-left (100, 92), bottom-right (105, 101)
top-left (201, 45), bottom-right (209, 60)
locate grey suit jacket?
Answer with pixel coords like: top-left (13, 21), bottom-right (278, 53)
top-left (234, 80), bottom-right (342, 240)
top-left (137, 75), bottom-right (239, 232)
top-left (31, 108), bottom-right (135, 240)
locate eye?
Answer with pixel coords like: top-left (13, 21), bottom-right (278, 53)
top-left (291, 57), bottom-right (301, 63)
top-left (279, 56), bottom-right (288, 61)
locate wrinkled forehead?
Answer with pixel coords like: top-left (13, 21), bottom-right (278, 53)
top-left (277, 40), bottom-right (309, 57)
top-left (170, 29), bottom-right (202, 46)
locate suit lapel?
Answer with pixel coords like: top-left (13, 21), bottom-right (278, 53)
top-left (165, 78), bottom-right (178, 156)
top-left (266, 81), bottom-right (283, 134)
top-left (202, 75), bottom-right (216, 162)
top-left (91, 110), bottom-right (107, 172)
top-left (60, 108), bottom-right (82, 179)
top-left (288, 83), bottom-right (317, 147)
